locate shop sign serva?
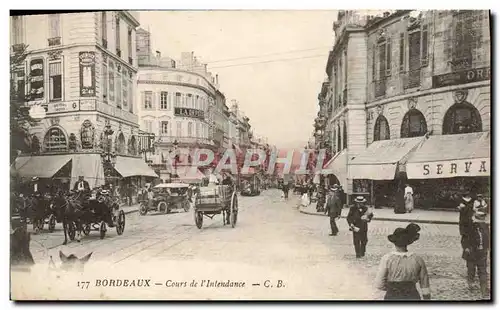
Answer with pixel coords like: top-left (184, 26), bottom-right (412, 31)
top-left (406, 158), bottom-right (490, 179)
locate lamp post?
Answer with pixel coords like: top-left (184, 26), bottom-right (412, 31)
top-left (101, 123), bottom-right (117, 178)
top-left (169, 139), bottom-right (179, 175)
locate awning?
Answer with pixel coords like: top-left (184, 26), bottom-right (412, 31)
top-left (321, 150), bottom-right (348, 189)
top-left (13, 155), bottom-right (72, 179)
top-left (406, 132), bottom-right (490, 179)
top-left (71, 154), bottom-right (105, 189)
top-left (114, 156), bottom-right (159, 178)
top-left (349, 137), bottom-right (425, 180)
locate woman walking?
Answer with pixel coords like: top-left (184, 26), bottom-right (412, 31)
top-left (375, 223), bottom-right (431, 300)
top-left (404, 184), bottom-right (414, 213)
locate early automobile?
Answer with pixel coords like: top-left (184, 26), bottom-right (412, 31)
top-left (139, 183), bottom-right (191, 216)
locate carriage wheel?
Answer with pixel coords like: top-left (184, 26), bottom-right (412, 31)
top-left (99, 221), bottom-right (107, 239)
top-left (183, 201), bottom-right (190, 212)
top-left (194, 211), bottom-right (203, 229)
top-left (116, 210), bottom-right (125, 235)
top-left (158, 202), bottom-right (168, 214)
top-left (139, 202), bottom-right (148, 216)
top-left (48, 214), bottom-right (56, 233)
top-left (230, 192), bottom-right (238, 228)
top-left (83, 224), bottom-right (91, 236)
top-left (68, 222), bottom-right (76, 241)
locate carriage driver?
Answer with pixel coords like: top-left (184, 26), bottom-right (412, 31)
top-left (73, 176), bottom-right (91, 205)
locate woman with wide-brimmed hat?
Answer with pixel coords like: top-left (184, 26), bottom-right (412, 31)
top-left (374, 223), bottom-right (431, 300)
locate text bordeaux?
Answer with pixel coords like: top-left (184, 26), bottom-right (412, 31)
top-left (423, 161), bottom-right (488, 176)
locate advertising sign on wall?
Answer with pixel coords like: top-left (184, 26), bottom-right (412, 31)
top-left (47, 101), bottom-right (79, 114)
top-left (406, 158), bottom-right (490, 179)
top-left (174, 107), bottom-right (205, 120)
top-left (79, 52), bottom-right (96, 97)
top-left (432, 67), bottom-right (490, 88)
top-left (29, 58), bottom-right (45, 100)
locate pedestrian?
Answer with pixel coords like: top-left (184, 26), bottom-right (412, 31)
top-left (375, 223), bottom-right (431, 300)
top-left (346, 196), bottom-right (374, 258)
top-left (325, 184), bottom-right (342, 236)
top-left (394, 184), bottom-right (406, 214)
top-left (147, 187), bottom-right (154, 210)
top-left (404, 184), bottom-right (414, 213)
top-left (461, 211), bottom-right (490, 299)
top-left (473, 193), bottom-right (488, 214)
top-left (282, 181), bottom-right (290, 200)
top-left (316, 185), bottom-right (326, 212)
top-left (300, 192), bottom-right (310, 207)
top-left (458, 191), bottom-right (475, 245)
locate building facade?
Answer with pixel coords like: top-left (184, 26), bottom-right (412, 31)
top-left (317, 10), bottom-right (490, 208)
top-left (10, 11), bottom-right (157, 190)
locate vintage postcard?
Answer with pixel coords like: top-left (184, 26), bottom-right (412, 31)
top-left (9, 9), bottom-right (491, 301)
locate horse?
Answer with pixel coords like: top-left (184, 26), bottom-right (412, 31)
top-left (50, 251), bottom-right (93, 273)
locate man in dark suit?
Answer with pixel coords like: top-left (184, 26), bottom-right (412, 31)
top-left (325, 184), bottom-right (343, 236)
top-left (458, 191), bottom-right (475, 251)
top-left (73, 176), bottom-right (90, 193)
top-left (346, 196), bottom-right (373, 258)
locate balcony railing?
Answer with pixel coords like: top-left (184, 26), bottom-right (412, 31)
top-left (374, 79), bottom-right (387, 98)
top-left (157, 135), bottom-right (215, 146)
top-left (402, 69), bottom-right (421, 89)
top-left (48, 37), bottom-right (61, 47)
top-left (128, 57), bottom-right (133, 65)
top-left (12, 44), bottom-right (25, 53)
top-left (116, 49), bottom-right (122, 57)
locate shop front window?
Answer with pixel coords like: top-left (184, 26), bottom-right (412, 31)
top-left (116, 133), bottom-right (126, 154)
top-left (374, 115), bottom-right (390, 141)
top-left (442, 102), bottom-right (482, 135)
top-left (43, 127), bottom-right (67, 152)
top-left (400, 109), bottom-right (427, 138)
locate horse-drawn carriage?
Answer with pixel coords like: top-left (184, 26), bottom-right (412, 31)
top-left (193, 184), bottom-right (238, 229)
top-left (139, 183), bottom-right (191, 215)
top-left (240, 174), bottom-right (261, 196)
top-left (10, 193), bottom-right (59, 234)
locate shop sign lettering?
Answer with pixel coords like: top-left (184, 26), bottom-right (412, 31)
top-left (47, 101), bottom-right (79, 114)
top-left (432, 67), bottom-right (490, 88)
top-left (406, 158), bottom-right (490, 179)
top-left (174, 107), bottom-right (205, 120)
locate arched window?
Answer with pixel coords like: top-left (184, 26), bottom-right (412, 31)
top-left (43, 127), bottom-right (68, 152)
top-left (116, 133), bottom-right (126, 154)
top-left (442, 102), bottom-right (482, 135)
top-left (400, 109), bottom-right (427, 138)
top-left (187, 122), bottom-right (193, 137)
top-left (343, 121), bottom-right (347, 149)
top-left (336, 124), bottom-right (341, 153)
top-left (374, 115), bottom-right (390, 141)
top-left (128, 136), bottom-right (137, 155)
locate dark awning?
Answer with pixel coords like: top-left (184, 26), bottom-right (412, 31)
top-left (13, 155), bottom-right (72, 179)
top-left (349, 137), bottom-right (425, 180)
top-left (406, 132), bottom-right (490, 179)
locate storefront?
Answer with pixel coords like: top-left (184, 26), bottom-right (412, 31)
top-left (322, 149), bottom-right (348, 190)
top-left (406, 131), bottom-right (490, 209)
top-left (349, 137), bottom-right (425, 206)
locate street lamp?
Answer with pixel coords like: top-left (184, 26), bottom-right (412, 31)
top-left (101, 123), bottom-right (117, 176)
top-left (169, 139), bottom-right (179, 175)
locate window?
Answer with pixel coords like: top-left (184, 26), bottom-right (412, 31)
top-left (343, 50), bottom-right (348, 89)
top-left (48, 14), bottom-right (60, 38)
top-left (143, 120), bottom-right (153, 133)
top-left (115, 16), bottom-right (121, 55)
top-left (386, 38), bottom-right (392, 76)
top-left (196, 122), bottom-right (200, 137)
top-left (371, 46), bottom-right (376, 81)
top-left (187, 122), bottom-right (193, 137)
top-left (109, 62), bottom-right (115, 102)
top-left (400, 109), bottom-right (427, 138)
top-left (12, 16), bottom-right (24, 45)
top-left (127, 28), bottom-right (132, 61)
top-left (102, 61), bottom-right (108, 102)
top-left (122, 71), bottom-right (128, 110)
top-left (421, 25), bottom-right (429, 67)
top-left (452, 11), bottom-right (481, 70)
top-left (128, 75), bottom-right (133, 113)
top-left (143, 91), bottom-right (152, 109)
top-left (176, 122), bottom-right (182, 136)
top-left (407, 30), bottom-right (421, 88)
top-left (378, 41), bottom-right (386, 79)
top-left (187, 94), bottom-right (193, 108)
top-left (161, 121), bottom-right (169, 135)
top-left (175, 92), bottom-right (181, 107)
top-left (101, 12), bottom-right (107, 45)
top-left (13, 67), bottom-right (25, 102)
top-left (43, 127), bottom-right (67, 152)
top-left (160, 92), bottom-right (169, 110)
top-left (399, 33), bottom-right (405, 72)
top-left (442, 103), bottom-right (482, 135)
top-left (373, 115), bottom-right (390, 141)
top-left (116, 69), bottom-right (122, 108)
top-left (336, 125), bottom-right (341, 153)
top-left (49, 62), bottom-right (62, 101)
top-left (116, 133), bottom-right (126, 154)
top-left (343, 121), bottom-right (347, 150)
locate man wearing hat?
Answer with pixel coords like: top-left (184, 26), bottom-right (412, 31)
top-left (458, 191), bottom-right (475, 250)
top-left (324, 184), bottom-right (342, 236)
top-left (346, 196), bottom-right (374, 258)
top-left (473, 194), bottom-right (488, 214)
top-left (461, 210), bottom-right (490, 299)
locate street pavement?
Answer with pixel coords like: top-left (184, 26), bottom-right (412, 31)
top-left (18, 189), bottom-right (488, 300)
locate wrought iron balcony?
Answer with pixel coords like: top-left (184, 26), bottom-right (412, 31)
top-left (374, 79), bottom-right (387, 98)
top-left (48, 37), bottom-right (61, 47)
top-left (129, 57), bottom-right (133, 65)
top-left (157, 135), bottom-right (215, 147)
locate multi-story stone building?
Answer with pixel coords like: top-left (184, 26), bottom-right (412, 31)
top-left (317, 10), bottom-right (490, 208)
top-left (11, 11), bottom-right (157, 190)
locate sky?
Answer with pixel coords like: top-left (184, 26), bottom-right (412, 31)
top-left (137, 10), bottom-right (336, 149)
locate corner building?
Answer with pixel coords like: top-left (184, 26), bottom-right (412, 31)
top-left (319, 10), bottom-right (490, 209)
top-left (11, 12), bottom-right (157, 190)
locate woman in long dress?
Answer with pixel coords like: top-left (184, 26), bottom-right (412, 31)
top-left (375, 223), bottom-right (431, 300)
top-left (404, 184), bottom-right (414, 213)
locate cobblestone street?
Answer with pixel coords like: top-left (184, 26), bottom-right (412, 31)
top-left (19, 189), bottom-right (488, 300)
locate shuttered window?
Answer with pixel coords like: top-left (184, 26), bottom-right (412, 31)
top-left (49, 62), bottom-right (62, 101)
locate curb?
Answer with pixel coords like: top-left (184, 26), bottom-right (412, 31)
top-left (298, 208), bottom-right (459, 225)
top-left (124, 209), bottom-right (138, 215)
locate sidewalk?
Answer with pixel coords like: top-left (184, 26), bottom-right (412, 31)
top-left (299, 205), bottom-right (460, 225)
